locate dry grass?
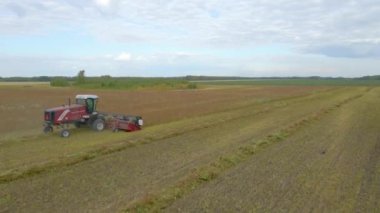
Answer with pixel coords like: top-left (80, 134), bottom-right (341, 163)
top-left (125, 89), bottom-right (368, 212)
top-left (167, 87), bottom-right (380, 212)
top-left (0, 85), bottom-right (374, 212)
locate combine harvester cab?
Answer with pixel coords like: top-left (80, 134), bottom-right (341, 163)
top-left (43, 94), bottom-right (143, 137)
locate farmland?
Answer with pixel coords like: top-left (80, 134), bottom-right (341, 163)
top-left (0, 83), bottom-right (379, 212)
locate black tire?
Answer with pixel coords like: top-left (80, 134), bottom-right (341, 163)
top-left (92, 118), bottom-right (105, 131)
top-left (61, 129), bottom-right (70, 138)
top-left (43, 126), bottom-right (53, 133)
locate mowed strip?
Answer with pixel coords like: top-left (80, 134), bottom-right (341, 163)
top-left (167, 87), bottom-right (380, 212)
top-left (0, 87), bottom-right (367, 212)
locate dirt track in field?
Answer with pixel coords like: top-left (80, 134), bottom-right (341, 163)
top-left (168, 87), bottom-right (380, 212)
top-left (1, 86), bottom-right (377, 212)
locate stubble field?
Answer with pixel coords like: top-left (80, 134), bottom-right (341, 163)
top-left (0, 83), bottom-right (379, 212)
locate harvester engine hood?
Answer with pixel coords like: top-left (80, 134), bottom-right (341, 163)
top-left (44, 104), bottom-right (87, 125)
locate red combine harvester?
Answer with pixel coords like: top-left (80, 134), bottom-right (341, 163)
top-left (43, 94), bottom-right (143, 137)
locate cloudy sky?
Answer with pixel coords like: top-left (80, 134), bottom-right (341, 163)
top-left (0, 0), bottom-right (379, 77)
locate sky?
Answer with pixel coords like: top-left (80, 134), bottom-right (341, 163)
top-left (0, 0), bottom-right (379, 77)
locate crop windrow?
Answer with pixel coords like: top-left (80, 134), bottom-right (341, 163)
top-left (123, 89), bottom-right (370, 212)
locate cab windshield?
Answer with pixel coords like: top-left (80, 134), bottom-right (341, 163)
top-left (76, 98), bottom-right (86, 105)
top-left (76, 98), bottom-right (97, 113)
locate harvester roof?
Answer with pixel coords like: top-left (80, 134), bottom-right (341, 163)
top-left (75, 94), bottom-right (98, 99)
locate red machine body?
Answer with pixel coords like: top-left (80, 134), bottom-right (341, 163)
top-left (44, 104), bottom-right (88, 125)
top-left (43, 94), bottom-right (106, 137)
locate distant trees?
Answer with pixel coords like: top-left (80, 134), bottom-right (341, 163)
top-left (50, 70), bottom-right (86, 87)
top-left (49, 70), bottom-right (86, 87)
top-left (76, 70), bottom-right (86, 85)
top-left (101, 75), bottom-right (112, 79)
top-left (357, 75), bottom-right (380, 80)
top-left (0, 76), bottom-right (52, 82)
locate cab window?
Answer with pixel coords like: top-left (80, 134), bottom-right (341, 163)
top-left (76, 98), bottom-right (86, 105)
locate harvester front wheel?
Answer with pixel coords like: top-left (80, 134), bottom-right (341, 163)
top-left (60, 129), bottom-right (70, 138)
top-left (43, 126), bottom-right (53, 133)
top-left (92, 118), bottom-right (105, 131)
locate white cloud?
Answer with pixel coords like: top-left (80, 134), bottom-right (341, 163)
top-left (1, 0), bottom-right (380, 77)
top-left (1, 0), bottom-right (380, 51)
top-left (95, 0), bottom-right (111, 7)
top-left (104, 54), bottom-right (113, 58)
top-left (303, 42), bottom-right (380, 58)
top-left (114, 52), bottom-right (132, 61)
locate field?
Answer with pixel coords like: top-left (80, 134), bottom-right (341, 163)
top-left (0, 82), bottom-right (379, 212)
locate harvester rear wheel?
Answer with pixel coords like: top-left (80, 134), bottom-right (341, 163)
top-left (92, 118), bottom-right (105, 131)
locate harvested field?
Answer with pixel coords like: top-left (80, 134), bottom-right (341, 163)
top-left (168, 87), bottom-right (380, 212)
top-left (0, 85), bottom-right (321, 137)
top-left (0, 84), bottom-right (379, 212)
top-left (0, 86), bottom-right (341, 180)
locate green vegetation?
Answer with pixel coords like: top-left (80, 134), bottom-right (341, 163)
top-left (47, 76), bottom-right (197, 90)
top-left (75, 70), bottom-right (86, 85)
top-left (2, 74), bottom-right (380, 89)
top-left (50, 70), bottom-right (198, 90)
top-left (0, 76), bottom-right (51, 82)
top-left (75, 76), bottom-right (194, 90)
top-left (186, 82), bottom-right (198, 89)
top-left (0, 72), bottom-right (198, 90)
top-left (192, 78), bottom-right (380, 86)
top-left (50, 77), bottom-right (70, 87)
